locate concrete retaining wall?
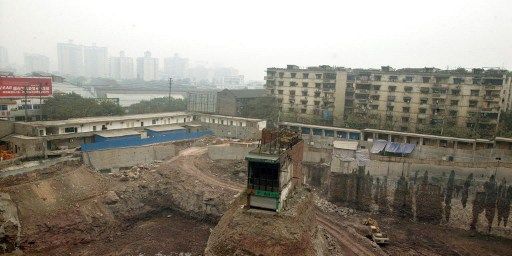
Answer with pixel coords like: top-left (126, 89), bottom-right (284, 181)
top-left (202, 123), bottom-right (261, 140)
top-left (82, 142), bottom-right (177, 170)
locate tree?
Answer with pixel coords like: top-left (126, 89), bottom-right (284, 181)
top-left (126, 97), bottom-right (186, 114)
top-left (42, 93), bottom-right (124, 120)
top-left (240, 97), bottom-right (279, 125)
top-left (497, 111), bottom-right (512, 137)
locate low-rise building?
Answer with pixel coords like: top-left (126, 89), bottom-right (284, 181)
top-left (216, 89), bottom-right (267, 116)
top-left (187, 91), bottom-right (218, 113)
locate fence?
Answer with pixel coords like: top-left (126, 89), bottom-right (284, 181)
top-left (81, 130), bottom-right (213, 152)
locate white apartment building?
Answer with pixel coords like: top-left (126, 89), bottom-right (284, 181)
top-left (24, 53), bottom-right (50, 73)
top-left (109, 51), bottom-right (134, 80)
top-left (136, 51), bottom-right (159, 81)
top-left (57, 40), bottom-right (84, 76)
top-left (164, 54), bottom-right (188, 78)
top-left (84, 45), bottom-right (108, 78)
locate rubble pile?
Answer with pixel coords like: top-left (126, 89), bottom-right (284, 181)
top-left (314, 195), bottom-right (354, 217)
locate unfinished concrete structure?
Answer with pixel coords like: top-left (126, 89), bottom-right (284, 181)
top-left (245, 128), bottom-right (303, 211)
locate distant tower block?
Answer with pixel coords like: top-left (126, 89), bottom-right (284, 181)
top-left (245, 128), bottom-right (304, 212)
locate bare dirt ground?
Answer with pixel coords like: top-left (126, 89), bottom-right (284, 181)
top-left (3, 141), bottom-right (512, 255)
top-left (43, 210), bottom-right (214, 256)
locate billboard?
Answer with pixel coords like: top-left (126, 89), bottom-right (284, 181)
top-left (0, 77), bottom-right (52, 98)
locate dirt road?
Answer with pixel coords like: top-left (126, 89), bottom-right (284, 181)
top-left (316, 210), bottom-right (387, 256)
top-left (172, 146), bottom-right (244, 192)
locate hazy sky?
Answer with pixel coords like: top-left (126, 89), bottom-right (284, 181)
top-left (1, 0), bottom-right (511, 80)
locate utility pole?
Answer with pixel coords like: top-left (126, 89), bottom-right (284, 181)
top-left (39, 82), bottom-right (43, 121)
top-left (23, 86), bottom-right (29, 122)
top-left (168, 77), bottom-right (172, 105)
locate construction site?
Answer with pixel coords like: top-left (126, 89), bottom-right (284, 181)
top-left (1, 119), bottom-right (512, 255)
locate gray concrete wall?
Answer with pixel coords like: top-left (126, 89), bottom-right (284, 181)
top-left (0, 121), bottom-right (14, 138)
top-left (82, 142), bottom-right (177, 170)
top-left (202, 123), bottom-right (261, 140)
top-left (207, 142), bottom-right (257, 160)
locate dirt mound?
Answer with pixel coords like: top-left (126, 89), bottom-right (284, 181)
top-left (0, 193), bottom-right (21, 253)
top-left (205, 189), bottom-right (322, 256)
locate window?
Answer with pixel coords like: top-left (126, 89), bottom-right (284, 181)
top-left (422, 77), bottom-right (431, 83)
top-left (451, 100), bottom-right (459, 106)
top-left (302, 91), bottom-right (308, 96)
top-left (278, 90), bottom-right (283, 95)
top-left (300, 109), bottom-right (306, 114)
top-left (324, 130), bottom-right (334, 137)
top-left (449, 110), bottom-right (457, 117)
top-left (420, 87), bottom-right (430, 94)
top-left (289, 90), bottom-right (296, 96)
top-left (404, 76), bottom-right (413, 82)
top-left (470, 90), bottom-right (480, 96)
top-left (371, 95), bottom-right (380, 100)
top-left (373, 85), bottom-right (381, 91)
top-left (404, 86), bottom-right (413, 93)
top-left (451, 89), bottom-right (460, 95)
top-left (402, 117), bottom-right (409, 122)
top-left (389, 76), bottom-right (398, 82)
top-left (325, 73), bottom-right (336, 79)
top-left (230, 121), bottom-right (233, 125)
top-left (374, 75), bottom-right (381, 81)
top-left (64, 127), bottom-right (77, 133)
top-left (92, 126), bottom-right (97, 131)
top-left (370, 105), bottom-right (379, 110)
top-left (290, 81), bottom-right (297, 87)
top-left (303, 73), bottom-right (309, 79)
top-left (418, 118), bottom-right (425, 124)
top-left (420, 98), bottom-right (428, 104)
top-left (386, 115), bottom-right (393, 121)
top-left (314, 101), bottom-right (320, 106)
top-left (453, 78), bottom-right (464, 84)
top-left (315, 74), bottom-right (322, 79)
top-left (0, 105), bottom-right (7, 110)
top-left (403, 96), bottom-right (412, 103)
top-left (469, 100), bottom-right (478, 107)
top-left (403, 107), bottom-right (410, 113)
top-left (419, 108), bottom-right (427, 114)
top-left (387, 106), bottom-right (394, 111)
top-left (291, 73), bottom-right (296, 78)
top-left (302, 82), bottom-right (308, 87)
top-left (279, 72), bottom-right (284, 78)
top-left (315, 83), bottom-right (321, 88)
top-left (152, 119), bottom-right (157, 125)
top-left (388, 86), bottom-right (396, 92)
top-left (278, 81), bottom-right (284, 86)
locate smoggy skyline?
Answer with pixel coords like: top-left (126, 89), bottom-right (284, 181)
top-left (1, 0), bottom-right (511, 80)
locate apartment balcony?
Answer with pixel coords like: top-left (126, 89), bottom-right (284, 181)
top-left (323, 79), bottom-right (336, 83)
top-left (386, 102), bottom-right (395, 107)
top-left (418, 113), bottom-right (428, 119)
top-left (483, 95), bottom-right (500, 102)
top-left (479, 117), bottom-right (498, 124)
top-left (356, 98), bottom-right (368, 104)
top-left (431, 93), bottom-right (447, 99)
top-left (484, 84), bottom-right (501, 90)
top-left (481, 107), bottom-right (500, 113)
top-left (355, 89), bottom-right (370, 94)
top-left (432, 105), bottom-right (446, 110)
top-left (323, 95), bottom-right (335, 103)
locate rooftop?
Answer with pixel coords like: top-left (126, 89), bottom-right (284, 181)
top-left (202, 113), bottom-right (265, 122)
top-left (94, 129), bottom-right (141, 138)
top-left (222, 89), bottom-right (266, 99)
top-left (16, 111), bottom-right (191, 127)
top-left (146, 125), bottom-right (186, 132)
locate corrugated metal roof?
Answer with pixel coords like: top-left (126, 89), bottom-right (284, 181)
top-left (333, 140), bottom-right (359, 150)
top-left (95, 130), bottom-right (141, 138)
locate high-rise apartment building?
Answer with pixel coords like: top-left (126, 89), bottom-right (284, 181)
top-left (136, 51), bottom-right (159, 81)
top-left (57, 40), bottom-right (84, 76)
top-left (265, 65), bottom-right (512, 133)
top-left (84, 45), bottom-right (108, 78)
top-left (24, 53), bottom-right (50, 73)
top-left (109, 51), bottom-right (134, 80)
top-left (164, 54), bottom-right (188, 78)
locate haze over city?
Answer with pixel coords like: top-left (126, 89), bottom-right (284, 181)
top-left (1, 0), bottom-right (511, 80)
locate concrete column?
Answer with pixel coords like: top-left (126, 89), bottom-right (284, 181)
top-left (387, 134), bottom-right (391, 142)
top-left (472, 141), bottom-right (477, 163)
top-left (372, 133), bottom-right (377, 141)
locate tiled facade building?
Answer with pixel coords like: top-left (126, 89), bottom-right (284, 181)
top-left (265, 65), bottom-right (512, 133)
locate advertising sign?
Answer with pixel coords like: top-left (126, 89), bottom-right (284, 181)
top-left (0, 77), bottom-right (52, 98)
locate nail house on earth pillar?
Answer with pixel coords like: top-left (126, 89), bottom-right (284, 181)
top-left (245, 128), bottom-right (304, 212)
